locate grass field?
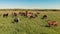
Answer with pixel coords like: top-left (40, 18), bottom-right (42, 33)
top-left (0, 11), bottom-right (60, 34)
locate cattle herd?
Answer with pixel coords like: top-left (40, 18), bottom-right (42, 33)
top-left (2, 11), bottom-right (58, 27)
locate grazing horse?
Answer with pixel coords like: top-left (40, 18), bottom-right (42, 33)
top-left (36, 11), bottom-right (40, 14)
top-left (36, 12), bottom-right (40, 14)
top-left (48, 20), bottom-right (58, 27)
top-left (19, 12), bottom-right (38, 18)
top-left (42, 15), bottom-right (47, 19)
top-left (34, 14), bottom-right (38, 17)
top-left (19, 12), bottom-right (26, 16)
top-left (12, 12), bottom-right (17, 17)
top-left (27, 13), bottom-right (37, 18)
top-left (30, 15), bottom-right (36, 18)
top-left (3, 13), bottom-right (8, 17)
top-left (12, 17), bottom-right (19, 23)
top-left (19, 11), bottom-right (28, 17)
top-left (27, 12), bottom-right (35, 18)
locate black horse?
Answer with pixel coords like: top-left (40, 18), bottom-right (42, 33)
top-left (12, 17), bottom-right (19, 23)
top-left (42, 15), bottom-right (47, 19)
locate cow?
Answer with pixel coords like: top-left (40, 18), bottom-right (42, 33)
top-left (48, 20), bottom-right (58, 27)
top-left (42, 15), bottom-right (47, 19)
top-left (3, 13), bottom-right (8, 17)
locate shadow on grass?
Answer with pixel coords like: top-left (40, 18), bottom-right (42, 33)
top-left (45, 25), bottom-right (50, 27)
top-left (40, 24), bottom-right (50, 28)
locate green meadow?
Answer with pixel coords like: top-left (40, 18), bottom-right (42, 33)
top-left (0, 11), bottom-right (60, 34)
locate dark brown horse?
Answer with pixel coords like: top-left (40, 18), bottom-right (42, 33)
top-left (42, 15), bottom-right (47, 19)
top-left (12, 12), bottom-right (17, 17)
top-left (3, 13), bottom-right (8, 17)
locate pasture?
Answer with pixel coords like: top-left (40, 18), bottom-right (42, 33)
top-left (0, 11), bottom-right (60, 34)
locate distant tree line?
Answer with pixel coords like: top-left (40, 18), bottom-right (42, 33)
top-left (0, 9), bottom-right (60, 11)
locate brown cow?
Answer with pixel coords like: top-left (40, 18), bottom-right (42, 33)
top-left (48, 20), bottom-right (58, 27)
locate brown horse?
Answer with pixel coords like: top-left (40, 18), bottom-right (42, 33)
top-left (48, 20), bottom-right (58, 27)
top-left (27, 12), bottom-right (37, 18)
top-left (12, 12), bottom-right (17, 17)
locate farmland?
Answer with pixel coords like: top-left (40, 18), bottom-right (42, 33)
top-left (0, 9), bottom-right (60, 34)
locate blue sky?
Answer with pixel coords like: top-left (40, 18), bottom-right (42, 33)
top-left (0, 0), bottom-right (60, 9)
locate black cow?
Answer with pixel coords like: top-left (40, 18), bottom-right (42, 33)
top-left (3, 13), bottom-right (8, 17)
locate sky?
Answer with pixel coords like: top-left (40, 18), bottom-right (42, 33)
top-left (0, 0), bottom-right (60, 9)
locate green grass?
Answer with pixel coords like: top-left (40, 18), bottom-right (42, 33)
top-left (0, 11), bottom-right (60, 34)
